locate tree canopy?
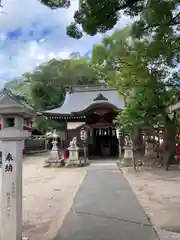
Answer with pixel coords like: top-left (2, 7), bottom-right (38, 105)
top-left (40, 0), bottom-right (180, 39)
top-left (91, 25), bottom-right (179, 168)
top-left (92, 26), bottom-right (180, 125)
top-left (6, 55), bottom-right (99, 133)
top-left (6, 56), bottom-right (98, 109)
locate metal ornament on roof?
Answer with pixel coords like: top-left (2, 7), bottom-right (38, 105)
top-left (93, 93), bottom-right (108, 101)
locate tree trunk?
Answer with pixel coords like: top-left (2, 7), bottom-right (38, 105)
top-left (131, 128), bottom-right (143, 171)
top-left (163, 116), bottom-right (176, 170)
top-left (132, 128), bottom-right (144, 152)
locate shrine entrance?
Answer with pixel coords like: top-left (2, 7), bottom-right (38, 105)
top-left (92, 127), bottom-right (118, 158)
top-left (86, 108), bottom-right (119, 159)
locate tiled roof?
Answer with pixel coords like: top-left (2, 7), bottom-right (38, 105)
top-left (0, 88), bottom-right (34, 113)
top-left (44, 86), bottom-right (124, 115)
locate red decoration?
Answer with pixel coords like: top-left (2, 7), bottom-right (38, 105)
top-left (153, 131), bottom-right (180, 157)
top-left (63, 151), bottom-right (67, 160)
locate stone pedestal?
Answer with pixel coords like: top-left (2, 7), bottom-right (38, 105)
top-left (67, 146), bottom-right (79, 165)
top-left (121, 146), bottom-right (133, 167)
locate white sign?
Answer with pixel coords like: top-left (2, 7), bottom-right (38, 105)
top-left (67, 122), bottom-right (85, 130)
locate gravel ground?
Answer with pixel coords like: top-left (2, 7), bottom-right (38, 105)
top-left (122, 167), bottom-right (180, 240)
top-left (0, 153), bottom-right (87, 240)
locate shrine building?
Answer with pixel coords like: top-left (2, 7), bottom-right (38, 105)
top-left (43, 85), bottom-right (125, 159)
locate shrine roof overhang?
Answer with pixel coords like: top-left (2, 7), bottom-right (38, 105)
top-left (43, 88), bottom-right (124, 118)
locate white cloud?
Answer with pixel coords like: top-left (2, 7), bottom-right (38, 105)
top-left (0, 0), bottom-right (132, 85)
top-left (0, 0), bottom-right (78, 32)
top-left (0, 41), bottom-right (72, 83)
top-left (0, 33), bottom-right (7, 41)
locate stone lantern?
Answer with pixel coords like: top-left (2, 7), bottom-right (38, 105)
top-left (121, 135), bottom-right (134, 167)
top-left (0, 89), bottom-right (34, 240)
top-left (49, 129), bottom-right (59, 160)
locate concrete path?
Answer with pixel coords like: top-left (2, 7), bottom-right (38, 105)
top-left (54, 162), bottom-right (159, 240)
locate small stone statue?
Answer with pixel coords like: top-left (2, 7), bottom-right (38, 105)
top-left (129, 140), bottom-right (133, 148)
top-left (125, 135), bottom-right (131, 147)
top-left (72, 137), bottom-right (77, 146)
top-left (125, 136), bottom-right (128, 146)
top-left (69, 140), bottom-right (73, 148)
top-left (69, 137), bottom-right (77, 148)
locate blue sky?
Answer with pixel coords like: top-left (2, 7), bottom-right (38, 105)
top-left (0, 0), bottom-right (132, 86)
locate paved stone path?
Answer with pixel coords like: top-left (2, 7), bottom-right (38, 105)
top-left (54, 162), bottom-right (159, 240)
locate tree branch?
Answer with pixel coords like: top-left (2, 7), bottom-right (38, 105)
top-left (114, 0), bottom-right (141, 12)
top-left (143, 11), bottom-right (180, 31)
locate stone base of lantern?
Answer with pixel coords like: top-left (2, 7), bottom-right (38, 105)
top-left (44, 141), bottom-right (62, 167)
top-left (120, 147), bottom-right (133, 167)
top-left (121, 158), bottom-right (133, 167)
top-left (66, 147), bottom-right (80, 167)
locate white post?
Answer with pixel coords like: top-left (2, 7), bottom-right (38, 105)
top-left (0, 89), bottom-right (34, 240)
top-left (1, 141), bottom-right (23, 240)
top-left (0, 116), bottom-right (30, 240)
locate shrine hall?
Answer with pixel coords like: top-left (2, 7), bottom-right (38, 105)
top-left (43, 85), bottom-right (125, 159)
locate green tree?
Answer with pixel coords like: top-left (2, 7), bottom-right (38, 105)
top-left (40, 0), bottom-right (180, 39)
top-left (6, 56), bottom-right (99, 133)
top-left (6, 57), bottom-right (98, 109)
top-left (92, 27), bottom-right (180, 169)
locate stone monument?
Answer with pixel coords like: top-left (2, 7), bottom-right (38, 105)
top-left (66, 137), bottom-right (79, 166)
top-left (0, 88), bottom-right (34, 240)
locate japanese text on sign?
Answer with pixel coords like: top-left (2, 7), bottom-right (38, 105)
top-left (5, 153), bottom-right (13, 162)
top-left (4, 153), bottom-right (13, 172)
top-left (5, 164), bottom-right (13, 172)
top-left (12, 182), bottom-right (16, 198)
top-left (6, 192), bottom-right (11, 216)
